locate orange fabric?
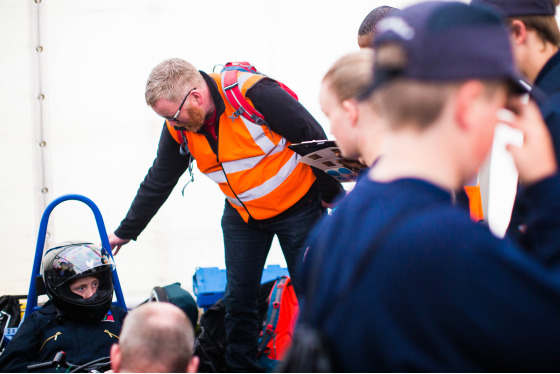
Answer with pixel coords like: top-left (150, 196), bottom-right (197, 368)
top-left (166, 121), bottom-right (182, 143)
top-left (464, 185), bottom-right (484, 222)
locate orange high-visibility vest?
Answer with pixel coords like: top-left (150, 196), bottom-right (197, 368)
top-left (167, 71), bottom-right (316, 222)
top-left (464, 185), bottom-right (484, 223)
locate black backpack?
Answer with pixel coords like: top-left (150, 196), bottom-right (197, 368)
top-left (148, 282), bottom-right (199, 329)
top-left (0, 295), bottom-right (22, 351)
top-left (194, 280), bottom-right (275, 372)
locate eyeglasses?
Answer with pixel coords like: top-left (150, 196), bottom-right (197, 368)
top-left (163, 87), bottom-right (196, 122)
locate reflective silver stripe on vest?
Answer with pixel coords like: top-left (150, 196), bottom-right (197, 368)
top-left (220, 72), bottom-right (277, 154)
top-left (226, 196), bottom-right (244, 207)
top-left (232, 152), bottom-right (300, 202)
top-left (205, 169), bottom-right (227, 184)
top-left (221, 138), bottom-right (287, 174)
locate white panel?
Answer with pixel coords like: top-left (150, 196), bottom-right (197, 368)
top-left (0, 0), bottom-right (37, 295)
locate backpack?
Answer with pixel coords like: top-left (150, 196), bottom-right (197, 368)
top-left (193, 298), bottom-right (227, 373)
top-left (0, 295), bottom-right (22, 351)
top-left (146, 282), bottom-right (199, 329)
top-left (257, 276), bottom-right (299, 372)
top-left (219, 61), bottom-right (298, 127)
top-left (193, 279), bottom-right (277, 372)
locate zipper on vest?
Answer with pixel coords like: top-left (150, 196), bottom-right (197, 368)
top-left (104, 329), bottom-right (119, 339)
top-left (39, 331), bottom-right (61, 352)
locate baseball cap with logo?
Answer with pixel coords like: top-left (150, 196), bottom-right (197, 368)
top-left (367, 1), bottom-right (527, 94)
top-left (470, 0), bottom-right (556, 17)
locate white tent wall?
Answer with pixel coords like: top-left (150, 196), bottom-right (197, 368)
top-left (7, 0), bottom-right (529, 307)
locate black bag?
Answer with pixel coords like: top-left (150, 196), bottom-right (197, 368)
top-left (149, 282), bottom-right (199, 328)
top-left (0, 295), bottom-right (22, 350)
top-left (194, 299), bottom-right (227, 372)
top-left (194, 280), bottom-right (276, 373)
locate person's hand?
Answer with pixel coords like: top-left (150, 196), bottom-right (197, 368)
top-left (108, 233), bottom-right (130, 256)
top-left (503, 99), bottom-right (558, 185)
top-left (337, 158), bottom-right (368, 173)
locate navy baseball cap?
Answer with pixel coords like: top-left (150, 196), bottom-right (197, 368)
top-left (471, 0), bottom-right (556, 17)
top-left (368, 1), bottom-right (527, 94)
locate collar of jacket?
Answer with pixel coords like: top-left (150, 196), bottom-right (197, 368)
top-left (199, 70), bottom-right (226, 133)
top-left (534, 50), bottom-right (560, 96)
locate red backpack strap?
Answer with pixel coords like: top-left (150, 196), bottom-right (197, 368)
top-left (222, 69), bottom-right (268, 126)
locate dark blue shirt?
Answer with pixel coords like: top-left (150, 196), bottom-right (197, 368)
top-left (508, 51), bottom-right (560, 246)
top-left (300, 173), bottom-right (560, 372)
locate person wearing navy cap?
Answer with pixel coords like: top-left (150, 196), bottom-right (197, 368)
top-left (288, 2), bottom-right (560, 372)
top-left (471, 0), bottom-right (560, 250)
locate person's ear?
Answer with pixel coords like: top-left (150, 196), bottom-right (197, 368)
top-left (191, 90), bottom-right (203, 106)
top-left (510, 19), bottom-right (528, 45)
top-left (454, 80), bottom-right (486, 131)
top-left (110, 343), bottom-right (121, 373)
top-left (187, 355), bottom-right (200, 373)
top-left (342, 99), bottom-right (360, 127)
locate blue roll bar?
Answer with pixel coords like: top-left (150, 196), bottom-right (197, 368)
top-left (23, 194), bottom-right (127, 320)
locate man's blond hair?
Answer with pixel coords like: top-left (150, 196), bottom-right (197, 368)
top-left (145, 58), bottom-right (204, 107)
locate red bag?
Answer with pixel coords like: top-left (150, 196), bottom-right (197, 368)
top-left (257, 276), bottom-right (299, 361)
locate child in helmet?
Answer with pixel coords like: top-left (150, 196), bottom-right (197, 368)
top-left (0, 242), bottom-right (127, 372)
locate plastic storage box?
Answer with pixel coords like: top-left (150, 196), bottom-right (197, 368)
top-left (193, 265), bottom-right (289, 310)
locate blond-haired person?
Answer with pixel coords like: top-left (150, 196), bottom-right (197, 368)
top-left (320, 49), bottom-right (384, 167)
top-left (107, 58), bottom-right (343, 371)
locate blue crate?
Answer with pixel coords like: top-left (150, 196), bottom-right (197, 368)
top-left (193, 265), bottom-right (289, 310)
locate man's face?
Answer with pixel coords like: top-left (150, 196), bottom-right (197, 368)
top-left (153, 97), bottom-right (205, 132)
top-left (473, 84), bottom-right (510, 166)
top-left (358, 33), bottom-right (375, 49)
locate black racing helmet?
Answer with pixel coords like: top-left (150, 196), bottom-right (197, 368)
top-left (42, 242), bottom-right (115, 321)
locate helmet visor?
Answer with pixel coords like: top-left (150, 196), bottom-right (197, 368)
top-left (44, 243), bottom-right (115, 288)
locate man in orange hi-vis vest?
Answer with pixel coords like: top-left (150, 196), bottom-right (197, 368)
top-left (107, 58), bottom-right (344, 371)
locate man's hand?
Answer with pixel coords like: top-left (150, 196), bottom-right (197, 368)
top-left (504, 99), bottom-right (558, 185)
top-left (337, 158), bottom-right (368, 173)
top-left (108, 233), bottom-right (130, 256)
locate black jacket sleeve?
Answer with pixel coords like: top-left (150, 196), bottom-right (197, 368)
top-left (114, 124), bottom-right (190, 240)
top-left (246, 79), bottom-right (344, 203)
